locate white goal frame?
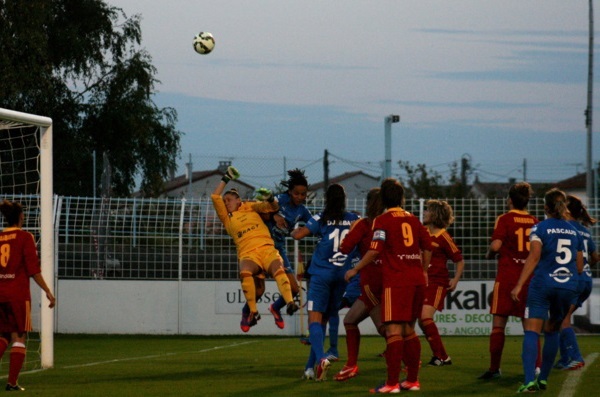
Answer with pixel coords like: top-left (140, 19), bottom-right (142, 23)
top-left (0, 107), bottom-right (54, 369)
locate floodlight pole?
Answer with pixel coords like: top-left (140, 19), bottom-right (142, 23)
top-left (384, 115), bottom-right (400, 179)
top-left (586, 0), bottom-right (595, 202)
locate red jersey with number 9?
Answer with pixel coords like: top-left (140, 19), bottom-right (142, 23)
top-left (370, 207), bottom-right (432, 287)
top-left (0, 227), bottom-right (41, 302)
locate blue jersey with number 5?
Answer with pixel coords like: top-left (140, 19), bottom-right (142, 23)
top-left (529, 218), bottom-right (583, 291)
top-left (306, 211), bottom-right (360, 276)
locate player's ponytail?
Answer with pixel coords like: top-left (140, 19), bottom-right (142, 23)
top-left (567, 194), bottom-right (597, 226)
top-left (544, 188), bottom-right (569, 219)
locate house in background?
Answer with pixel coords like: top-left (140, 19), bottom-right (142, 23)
top-left (553, 172), bottom-right (591, 203)
top-left (308, 171), bottom-right (380, 202)
top-left (158, 161), bottom-right (255, 199)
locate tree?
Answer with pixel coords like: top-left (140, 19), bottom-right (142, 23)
top-left (397, 161), bottom-right (447, 198)
top-left (0, 0), bottom-right (181, 196)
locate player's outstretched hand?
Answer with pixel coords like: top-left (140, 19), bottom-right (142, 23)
top-left (221, 166), bottom-right (240, 183)
top-left (255, 187), bottom-right (274, 202)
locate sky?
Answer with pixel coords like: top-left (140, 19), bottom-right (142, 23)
top-left (109, 0), bottom-right (600, 188)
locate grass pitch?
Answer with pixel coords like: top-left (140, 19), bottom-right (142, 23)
top-left (2, 334), bottom-right (599, 396)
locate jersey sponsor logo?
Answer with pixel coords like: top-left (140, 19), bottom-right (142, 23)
top-left (236, 223), bottom-right (262, 238)
top-left (373, 230), bottom-right (385, 241)
top-left (396, 253), bottom-right (422, 261)
top-left (0, 274), bottom-right (16, 279)
top-left (548, 266), bottom-right (573, 283)
top-left (328, 252), bottom-right (348, 266)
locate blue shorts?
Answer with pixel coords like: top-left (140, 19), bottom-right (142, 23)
top-left (525, 286), bottom-right (576, 322)
top-left (275, 243), bottom-right (295, 274)
top-left (571, 279), bottom-right (592, 308)
top-left (342, 274), bottom-right (361, 306)
top-left (307, 271), bottom-right (346, 316)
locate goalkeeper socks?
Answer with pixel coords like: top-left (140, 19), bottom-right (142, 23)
top-left (240, 271), bottom-right (257, 313)
top-left (273, 269), bottom-right (293, 304)
top-left (522, 331), bottom-right (539, 384)
top-left (8, 343), bottom-right (26, 386)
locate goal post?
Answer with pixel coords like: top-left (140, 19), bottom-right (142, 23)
top-left (0, 107), bottom-right (54, 369)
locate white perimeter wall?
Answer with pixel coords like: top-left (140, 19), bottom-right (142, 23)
top-left (31, 280), bottom-right (600, 336)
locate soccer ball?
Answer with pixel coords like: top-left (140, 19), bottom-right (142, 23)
top-left (193, 32), bottom-right (215, 55)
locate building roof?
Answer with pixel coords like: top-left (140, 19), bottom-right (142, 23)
top-left (471, 178), bottom-right (554, 198)
top-left (554, 172), bottom-right (586, 190)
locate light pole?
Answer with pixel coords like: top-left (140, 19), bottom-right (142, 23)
top-left (384, 114), bottom-right (400, 179)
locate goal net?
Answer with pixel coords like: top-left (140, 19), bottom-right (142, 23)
top-left (0, 107), bottom-right (54, 369)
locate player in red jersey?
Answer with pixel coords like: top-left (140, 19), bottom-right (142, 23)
top-left (418, 200), bottom-right (464, 367)
top-left (345, 178), bottom-right (432, 393)
top-left (0, 200), bottom-right (56, 391)
top-left (334, 188), bottom-right (385, 381)
top-left (478, 182), bottom-right (539, 380)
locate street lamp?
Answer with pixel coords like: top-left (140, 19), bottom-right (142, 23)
top-left (384, 114), bottom-right (400, 179)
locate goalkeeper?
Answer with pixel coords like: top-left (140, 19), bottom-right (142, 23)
top-left (243, 169), bottom-right (312, 332)
top-left (211, 166), bottom-right (299, 328)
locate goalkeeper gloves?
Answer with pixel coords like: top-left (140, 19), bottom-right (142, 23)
top-left (255, 187), bottom-right (274, 202)
top-left (221, 166), bottom-right (240, 183)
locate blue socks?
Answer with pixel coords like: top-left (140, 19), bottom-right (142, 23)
top-left (309, 322), bottom-right (325, 361)
top-left (540, 331), bottom-right (559, 380)
top-left (522, 331), bottom-right (539, 384)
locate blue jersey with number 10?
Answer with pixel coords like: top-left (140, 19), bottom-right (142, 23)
top-left (306, 211), bottom-right (360, 276)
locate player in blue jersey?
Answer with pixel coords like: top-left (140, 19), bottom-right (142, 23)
top-left (554, 194), bottom-right (598, 370)
top-left (291, 183), bottom-right (360, 381)
top-left (511, 188), bottom-right (584, 393)
top-left (239, 169), bottom-right (312, 332)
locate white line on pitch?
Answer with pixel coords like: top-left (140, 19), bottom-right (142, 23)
top-left (2, 340), bottom-right (259, 378)
top-left (558, 352), bottom-right (598, 397)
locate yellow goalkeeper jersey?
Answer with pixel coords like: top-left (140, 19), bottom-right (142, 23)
top-left (211, 195), bottom-right (279, 257)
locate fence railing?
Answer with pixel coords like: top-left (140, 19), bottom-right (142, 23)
top-left (54, 196), bottom-right (600, 281)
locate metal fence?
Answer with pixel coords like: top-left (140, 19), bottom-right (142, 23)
top-left (55, 195), bottom-right (600, 281)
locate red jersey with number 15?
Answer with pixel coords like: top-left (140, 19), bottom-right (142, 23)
top-left (370, 207), bottom-right (432, 287)
top-left (491, 210), bottom-right (539, 284)
top-left (0, 227), bottom-right (41, 302)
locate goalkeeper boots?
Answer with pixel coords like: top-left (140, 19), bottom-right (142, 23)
top-left (286, 301), bottom-right (299, 315)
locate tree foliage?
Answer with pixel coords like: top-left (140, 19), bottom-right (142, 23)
top-left (0, 0), bottom-right (181, 196)
top-left (397, 160), bottom-right (471, 199)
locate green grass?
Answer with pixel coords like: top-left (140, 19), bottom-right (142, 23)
top-left (3, 334), bottom-right (599, 396)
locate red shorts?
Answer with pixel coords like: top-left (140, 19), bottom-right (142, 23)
top-left (358, 266), bottom-right (383, 311)
top-left (490, 281), bottom-right (527, 317)
top-left (423, 283), bottom-right (448, 312)
top-left (381, 285), bottom-right (424, 323)
top-left (0, 301), bottom-right (32, 333)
